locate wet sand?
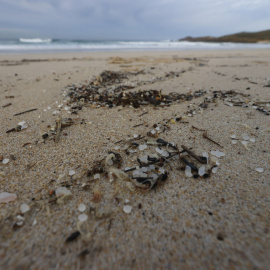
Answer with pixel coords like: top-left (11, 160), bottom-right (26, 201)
top-left (0, 49), bottom-right (270, 269)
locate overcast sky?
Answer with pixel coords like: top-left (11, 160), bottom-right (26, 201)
top-left (0, 0), bottom-right (269, 40)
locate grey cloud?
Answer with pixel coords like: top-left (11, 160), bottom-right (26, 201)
top-left (0, 0), bottom-right (270, 39)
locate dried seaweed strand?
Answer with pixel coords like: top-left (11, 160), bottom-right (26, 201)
top-left (55, 117), bottom-right (62, 143)
top-left (2, 103), bottom-right (12, 108)
top-left (14, 108), bottom-right (37, 116)
top-left (181, 145), bottom-right (207, 164)
top-left (124, 152), bottom-right (179, 172)
top-left (203, 131), bottom-right (223, 148)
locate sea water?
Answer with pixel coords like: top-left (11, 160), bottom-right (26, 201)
top-left (0, 38), bottom-right (270, 54)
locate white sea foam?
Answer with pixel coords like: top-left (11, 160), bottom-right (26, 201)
top-left (1, 39), bottom-right (270, 54)
top-left (19, 38), bottom-right (52, 43)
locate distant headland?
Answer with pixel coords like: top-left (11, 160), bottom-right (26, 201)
top-left (179, 29), bottom-right (270, 43)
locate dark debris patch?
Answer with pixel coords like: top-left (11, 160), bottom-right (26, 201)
top-left (64, 70), bottom-right (208, 112)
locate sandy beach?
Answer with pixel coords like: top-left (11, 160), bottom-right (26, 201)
top-left (0, 49), bottom-right (270, 269)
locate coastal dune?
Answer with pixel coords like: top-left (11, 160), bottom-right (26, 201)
top-left (0, 49), bottom-right (269, 269)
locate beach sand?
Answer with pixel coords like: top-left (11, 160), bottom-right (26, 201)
top-left (0, 49), bottom-right (269, 269)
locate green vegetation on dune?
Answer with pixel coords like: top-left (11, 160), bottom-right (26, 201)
top-left (179, 29), bottom-right (270, 43)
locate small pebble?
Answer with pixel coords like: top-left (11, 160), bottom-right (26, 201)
top-left (108, 172), bottom-right (114, 182)
top-left (78, 203), bottom-right (86, 212)
top-left (18, 121), bottom-right (26, 126)
top-left (123, 205), bottom-right (132, 214)
top-left (185, 166), bottom-right (193, 177)
top-left (69, 170), bottom-right (75, 176)
top-left (133, 170), bottom-right (147, 178)
top-left (56, 173), bottom-right (66, 184)
top-left (149, 165), bottom-right (155, 170)
top-left (16, 215), bottom-right (25, 226)
top-left (140, 156), bottom-right (148, 163)
top-left (211, 150), bottom-right (225, 158)
top-left (159, 167), bottom-right (165, 174)
top-left (139, 145), bottom-right (147, 151)
top-left (2, 158), bottom-right (9, 164)
top-left (198, 166), bottom-right (206, 176)
top-left (161, 150), bottom-right (169, 157)
top-left (149, 173), bottom-right (158, 180)
top-left (202, 152), bottom-right (209, 163)
top-left (141, 167), bottom-right (148, 172)
top-left (241, 141), bottom-right (249, 150)
top-left (20, 203), bottom-right (30, 214)
top-left (94, 174), bottom-right (100, 180)
top-left (255, 167), bottom-right (264, 173)
top-left (55, 187), bottom-right (72, 197)
top-left (0, 192), bottom-right (17, 203)
top-left (78, 214), bottom-right (88, 222)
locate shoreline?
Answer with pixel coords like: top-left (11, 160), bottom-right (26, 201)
top-left (1, 49), bottom-right (269, 269)
top-left (1, 39), bottom-right (270, 56)
top-left (0, 47), bottom-right (270, 60)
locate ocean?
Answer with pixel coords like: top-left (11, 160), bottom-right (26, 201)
top-left (0, 38), bottom-right (270, 54)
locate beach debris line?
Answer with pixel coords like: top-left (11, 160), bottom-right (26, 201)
top-left (252, 101), bottom-right (270, 115)
top-left (86, 151), bottom-right (170, 190)
top-left (64, 70), bottom-right (207, 112)
top-left (85, 135), bottom-right (223, 191)
top-left (200, 89), bottom-right (270, 116)
top-left (67, 87), bottom-right (207, 110)
top-left (92, 70), bottom-right (133, 85)
top-left (62, 69), bottom-right (269, 119)
top-left (82, 109), bottom-right (229, 190)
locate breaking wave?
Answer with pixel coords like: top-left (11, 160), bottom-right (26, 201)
top-left (0, 39), bottom-right (270, 54)
top-left (19, 38), bottom-right (52, 43)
